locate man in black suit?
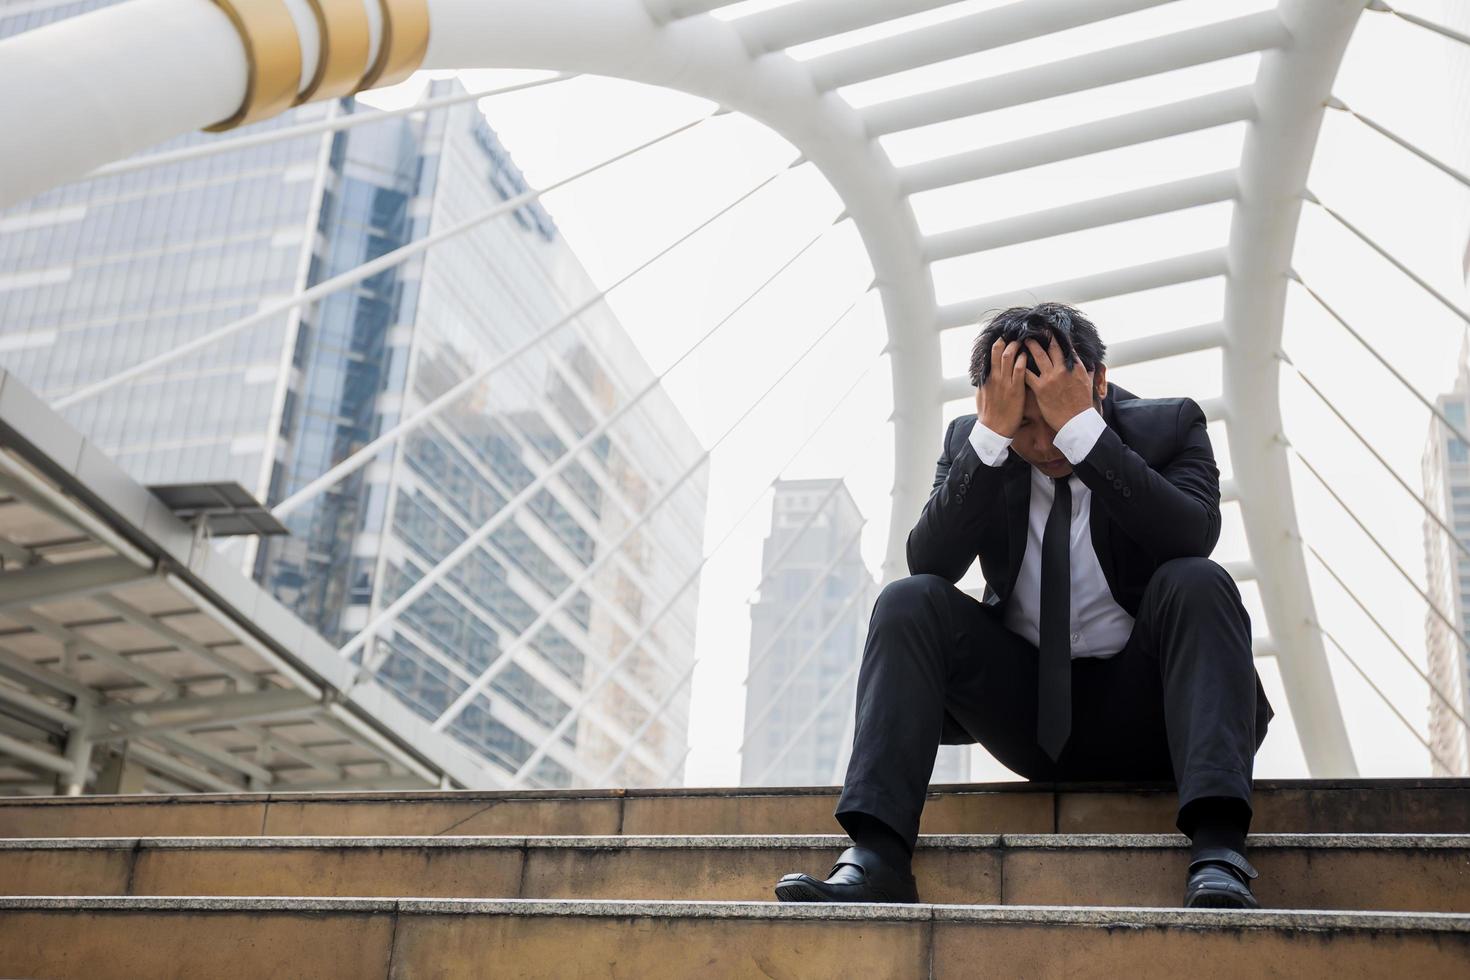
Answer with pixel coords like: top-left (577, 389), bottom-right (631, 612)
top-left (775, 303), bottom-right (1274, 909)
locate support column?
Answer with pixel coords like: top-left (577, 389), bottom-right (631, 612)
top-left (58, 709), bottom-right (93, 796)
top-left (1222, 0), bottom-right (1366, 776)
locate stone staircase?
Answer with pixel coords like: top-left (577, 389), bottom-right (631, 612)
top-left (0, 779), bottom-right (1466, 976)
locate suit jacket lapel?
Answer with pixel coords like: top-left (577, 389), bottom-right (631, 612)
top-left (1002, 454), bottom-right (1030, 598)
top-left (1089, 386), bottom-right (1119, 599)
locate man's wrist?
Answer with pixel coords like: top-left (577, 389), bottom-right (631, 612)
top-left (969, 419), bottom-right (1013, 467)
top-left (1053, 407), bottom-right (1106, 465)
top-left (978, 413), bottom-right (1015, 439)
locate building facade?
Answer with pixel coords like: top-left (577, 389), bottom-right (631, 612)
top-left (1421, 341), bottom-right (1470, 776)
top-left (0, 3), bottom-right (708, 789)
top-left (1420, 0), bottom-right (1470, 777)
top-left (740, 479), bottom-right (969, 786)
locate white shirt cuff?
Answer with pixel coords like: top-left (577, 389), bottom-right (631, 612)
top-left (968, 420), bottom-right (1012, 467)
top-left (1053, 408), bottom-right (1106, 465)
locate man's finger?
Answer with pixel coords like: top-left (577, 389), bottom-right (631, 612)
top-left (1049, 335), bottom-right (1070, 371)
top-left (1024, 338), bottom-right (1053, 372)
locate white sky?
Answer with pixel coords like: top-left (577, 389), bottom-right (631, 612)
top-left (360, 0), bottom-right (1470, 786)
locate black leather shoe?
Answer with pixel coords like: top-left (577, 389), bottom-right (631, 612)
top-left (1183, 847), bottom-right (1261, 909)
top-left (774, 845), bottom-right (919, 904)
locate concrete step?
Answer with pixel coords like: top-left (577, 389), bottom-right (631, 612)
top-left (2, 833), bottom-right (1465, 912)
top-left (1, 896), bottom-right (1467, 978)
top-left (2, 778), bottom-right (1466, 838)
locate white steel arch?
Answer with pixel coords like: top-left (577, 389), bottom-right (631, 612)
top-left (0, 0), bottom-right (1373, 775)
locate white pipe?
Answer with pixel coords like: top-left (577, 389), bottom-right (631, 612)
top-left (0, 0), bottom-right (246, 208)
top-left (923, 170), bottom-right (1238, 262)
top-left (7, 609), bottom-right (179, 696)
top-left (861, 11), bottom-right (1288, 136)
top-left (899, 87), bottom-right (1258, 195)
top-left (127, 741), bottom-right (240, 792)
top-left (805, 0), bottom-right (1175, 90)
top-left (0, 731), bottom-right (74, 775)
top-left (0, 454), bottom-right (152, 568)
top-left (1220, 0), bottom-right (1365, 777)
top-left (61, 714), bottom-right (93, 795)
top-left (0, 682), bottom-right (81, 729)
top-left (937, 249), bottom-right (1229, 331)
top-left (643, 0), bottom-right (746, 23)
top-left (89, 73), bottom-right (576, 180)
top-left (732, 0), bottom-right (959, 54)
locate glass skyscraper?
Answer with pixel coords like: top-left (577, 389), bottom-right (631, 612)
top-left (737, 477), bottom-right (970, 787)
top-left (741, 479), bottom-right (875, 786)
top-left (1419, 3), bottom-right (1470, 778)
top-left (0, 2), bottom-right (708, 789)
top-left (1421, 341), bottom-right (1470, 777)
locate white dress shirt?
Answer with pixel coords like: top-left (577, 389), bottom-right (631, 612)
top-left (967, 409), bottom-right (1135, 660)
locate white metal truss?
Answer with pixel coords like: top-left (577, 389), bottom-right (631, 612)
top-left (0, 0), bottom-right (1419, 777)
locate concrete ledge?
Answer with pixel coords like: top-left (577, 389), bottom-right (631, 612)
top-left (2, 895), bottom-right (1468, 933)
top-left (4, 781), bottom-right (1468, 839)
top-left (3, 776), bottom-right (1469, 807)
top-left (2, 832), bottom-right (1465, 911)
top-left (5, 897), bottom-right (1468, 979)
top-left (4, 832), bottom-right (1467, 851)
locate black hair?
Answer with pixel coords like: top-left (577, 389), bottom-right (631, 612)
top-left (967, 302), bottom-right (1107, 387)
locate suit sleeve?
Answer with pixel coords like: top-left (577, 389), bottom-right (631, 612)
top-left (905, 418), bottom-right (1009, 582)
top-left (1072, 397), bottom-right (1220, 559)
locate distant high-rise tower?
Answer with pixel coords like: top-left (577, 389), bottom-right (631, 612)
top-left (1421, 338), bottom-right (1470, 776)
top-left (740, 479), bottom-right (969, 786)
top-left (1423, 0), bottom-right (1470, 775)
top-left (741, 479), bottom-right (873, 786)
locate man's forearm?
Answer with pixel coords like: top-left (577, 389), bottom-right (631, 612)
top-left (1064, 402), bottom-right (1220, 558)
top-left (905, 430), bottom-right (1008, 581)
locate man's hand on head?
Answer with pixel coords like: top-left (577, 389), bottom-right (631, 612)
top-left (976, 338), bottom-right (1027, 437)
top-left (1022, 335), bottom-right (1097, 432)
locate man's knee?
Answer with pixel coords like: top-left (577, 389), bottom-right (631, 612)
top-left (1144, 557), bottom-right (1250, 642)
top-left (1146, 556), bottom-right (1236, 600)
top-left (871, 574), bottom-right (951, 628)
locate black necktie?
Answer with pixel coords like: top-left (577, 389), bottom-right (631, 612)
top-left (1038, 475), bottom-right (1072, 761)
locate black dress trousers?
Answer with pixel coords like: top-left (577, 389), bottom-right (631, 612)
top-left (834, 557), bottom-right (1273, 849)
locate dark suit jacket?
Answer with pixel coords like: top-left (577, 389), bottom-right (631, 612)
top-left (906, 383), bottom-right (1221, 618)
